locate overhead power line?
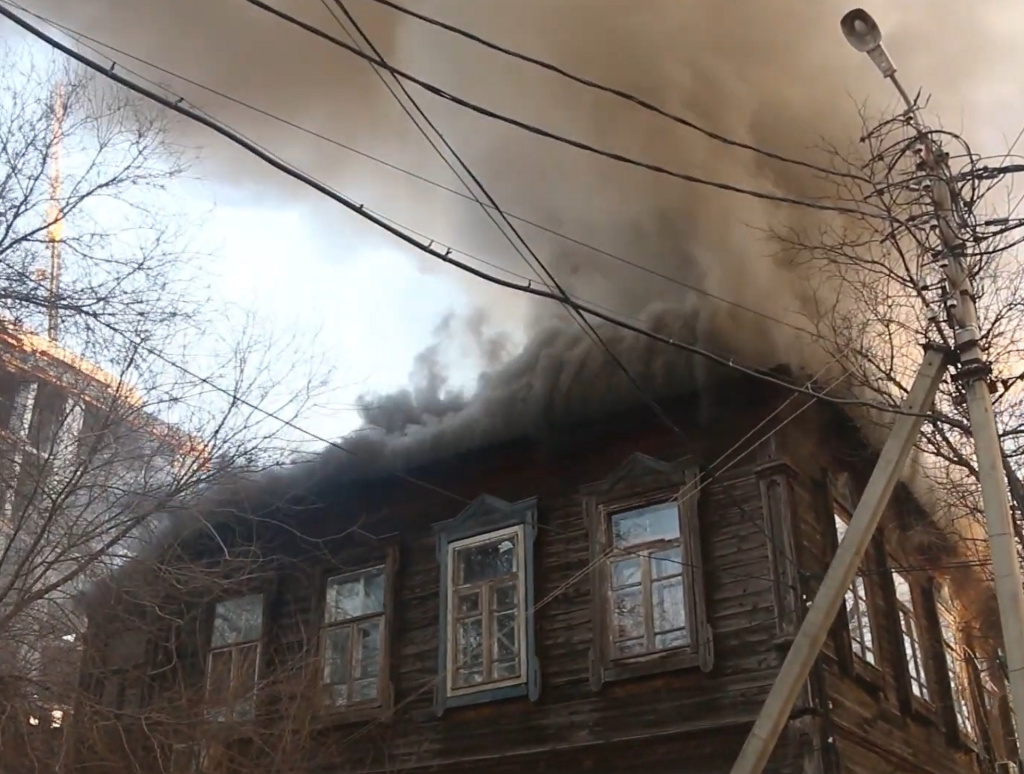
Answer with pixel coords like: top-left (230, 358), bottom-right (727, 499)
top-left (328, 0), bottom-right (687, 439)
top-left (0, 1), bottom-right (943, 423)
top-left (19, 4), bottom-right (828, 346)
top-left (365, 0), bottom-right (866, 184)
top-left (241, 0), bottom-right (880, 220)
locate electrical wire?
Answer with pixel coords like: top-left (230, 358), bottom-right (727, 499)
top-left (328, 0), bottom-right (688, 439)
top-left (364, 0), bottom-right (869, 185)
top-left (1, 2), bottom-right (948, 424)
top-left (8, 2), bottom-right (853, 619)
top-left (241, 0), bottom-right (883, 221)
top-left (338, 357), bottom-right (853, 751)
top-left (13, 4), bottom-right (829, 347)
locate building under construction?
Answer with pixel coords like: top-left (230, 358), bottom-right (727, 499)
top-left (0, 319), bottom-right (195, 774)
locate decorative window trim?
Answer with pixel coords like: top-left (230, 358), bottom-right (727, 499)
top-left (583, 453), bottom-right (712, 690)
top-left (314, 540), bottom-right (399, 723)
top-left (754, 452), bottom-right (801, 644)
top-left (434, 495), bottom-right (539, 715)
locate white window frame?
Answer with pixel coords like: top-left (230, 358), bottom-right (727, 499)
top-left (320, 564), bottom-right (386, 709)
top-left (893, 571), bottom-right (930, 702)
top-left (445, 524), bottom-right (527, 698)
top-left (205, 594), bottom-right (263, 722)
top-left (834, 510), bottom-right (876, 666)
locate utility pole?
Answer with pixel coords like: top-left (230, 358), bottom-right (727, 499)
top-left (729, 9), bottom-right (1024, 774)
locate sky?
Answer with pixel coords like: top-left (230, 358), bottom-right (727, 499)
top-left (3, 16), bottom-right (492, 449)
top-left (5, 0), bottom-right (1024, 454)
top-left (200, 195), bottom-right (474, 441)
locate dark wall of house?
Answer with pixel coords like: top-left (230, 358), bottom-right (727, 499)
top-left (257, 393), bottom-right (797, 773)
top-left (777, 411), bottom-right (1000, 774)
top-left (72, 387), bottom-right (1008, 774)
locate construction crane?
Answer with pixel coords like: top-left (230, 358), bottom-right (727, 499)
top-left (43, 82), bottom-right (64, 342)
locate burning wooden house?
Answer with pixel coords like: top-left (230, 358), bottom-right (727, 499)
top-left (72, 369), bottom-right (1018, 774)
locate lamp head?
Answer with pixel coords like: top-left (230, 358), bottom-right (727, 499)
top-left (840, 8), bottom-right (896, 77)
top-left (841, 8), bottom-right (883, 52)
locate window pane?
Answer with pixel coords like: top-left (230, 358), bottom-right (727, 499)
top-left (653, 577), bottom-right (686, 635)
top-left (211, 595), bottom-right (263, 647)
top-left (456, 535), bottom-right (518, 585)
top-left (615, 638), bottom-right (646, 657)
top-left (206, 649), bottom-right (232, 704)
top-left (844, 585), bottom-right (857, 619)
top-left (456, 590), bottom-right (481, 616)
top-left (234, 695), bottom-right (254, 721)
top-left (234, 643), bottom-right (259, 695)
top-left (893, 572), bottom-right (913, 606)
top-left (493, 583), bottom-right (518, 612)
top-left (493, 660), bottom-right (520, 680)
top-left (454, 611), bottom-right (484, 686)
top-left (612, 586), bottom-right (644, 640)
top-left (612, 502), bottom-right (680, 548)
top-left (902, 611), bottom-right (929, 701)
top-left (939, 610), bottom-right (956, 647)
top-left (611, 557), bottom-right (641, 588)
top-left (356, 620), bottom-right (381, 680)
top-left (352, 679), bottom-right (378, 703)
top-left (455, 665), bottom-right (484, 686)
top-left (323, 626), bottom-right (352, 686)
top-left (655, 630), bottom-right (688, 649)
top-left (455, 617), bottom-right (484, 670)
top-left (325, 567), bottom-right (385, 623)
top-left (652, 547), bottom-right (684, 579)
top-left (494, 610), bottom-right (519, 664)
top-left (834, 512), bottom-right (848, 542)
top-left (326, 684), bottom-right (348, 706)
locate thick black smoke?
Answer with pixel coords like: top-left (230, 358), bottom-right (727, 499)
top-left (20, 0), bottom-right (1015, 471)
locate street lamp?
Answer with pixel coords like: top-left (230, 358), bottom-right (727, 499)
top-left (728, 10), bottom-right (1024, 774)
top-left (840, 8), bottom-right (916, 109)
top-left (840, 6), bottom-right (1024, 761)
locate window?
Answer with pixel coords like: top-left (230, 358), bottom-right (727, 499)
top-left (583, 455), bottom-right (712, 686)
top-left (435, 495), bottom-right (539, 713)
top-left (608, 501), bottom-right (689, 656)
top-left (937, 583), bottom-right (975, 737)
top-left (448, 526), bottom-right (524, 691)
top-left (206, 594), bottom-right (262, 722)
top-left (99, 629), bottom-right (148, 714)
top-left (321, 566), bottom-right (385, 708)
top-left (893, 571), bottom-right (929, 702)
top-left (833, 511), bottom-right (876, 665)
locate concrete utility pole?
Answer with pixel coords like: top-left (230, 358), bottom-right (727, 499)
top-left (730, 9), bottom-right (1024, 774)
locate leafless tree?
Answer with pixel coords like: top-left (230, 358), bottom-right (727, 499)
top-left (0, 49), bottom-right (335, 771)
top-left (775, 99), bottom-right (1024, 584)
top-left (61, 509), bottom-right (414, 774)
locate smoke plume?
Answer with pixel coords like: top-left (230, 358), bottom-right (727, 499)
top-left (20, 0), bottom-right (1022, 466)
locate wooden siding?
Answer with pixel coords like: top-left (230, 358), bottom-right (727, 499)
top-left (72, 389), bottom-right (1007, 774)
top-left (779, 409), bottom-right (992, 774)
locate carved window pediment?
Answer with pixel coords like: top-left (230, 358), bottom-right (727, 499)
top-left (581, 452), bottom-right (695, 500)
